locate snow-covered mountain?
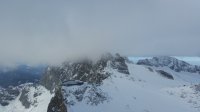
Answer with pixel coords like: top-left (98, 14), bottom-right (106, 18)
top-left (1, 54), bottom-right (200, 112)
top-left (0, 83), bottom-right (53, 112)
top-left (137, 56), bottom-right (200, 73)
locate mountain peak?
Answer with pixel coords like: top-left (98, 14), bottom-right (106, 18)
top-left (40, 53), bottom-right (129, 91)
top-left (137, 56), bottom-right (200, 73)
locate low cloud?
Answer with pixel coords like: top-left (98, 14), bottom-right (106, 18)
top-left (0, 0), bottom-right (200, 66)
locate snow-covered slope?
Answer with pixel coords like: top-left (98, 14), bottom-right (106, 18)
top-left (0, 83), bottom-right (53, 112)
top-left (1, 54), bottom-right (200, 112)
top-left (62, 62), bottom-right (200, 112)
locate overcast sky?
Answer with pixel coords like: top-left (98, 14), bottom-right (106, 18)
top-left (0, 0), bottom-right (200, 66)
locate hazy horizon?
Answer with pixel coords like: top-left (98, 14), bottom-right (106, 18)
top-left (1, 56), bottom-right (200, 68)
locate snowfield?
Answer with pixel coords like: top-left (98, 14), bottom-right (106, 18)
top-left (65, 63), bottom-right (200, 112)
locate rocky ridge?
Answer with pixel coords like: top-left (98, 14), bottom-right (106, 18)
top-left (137, 56), bottom-right (200, 73)
top-left (41, 53), bottom-right (130, 112)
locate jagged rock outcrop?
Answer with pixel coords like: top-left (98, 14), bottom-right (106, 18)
top-left (62, 83), bottom-right (109, 107)
top-left (19, 87), bottom-right (31, 108)
top-left (137, 56), bottom-right (200, 73)
top-left (40, 53), bottom-right (129, 92)
top-left (0, 83), bottom-right (52, 112)
top-left (156, 70), bottom-right (174, 80)
top-left (0, 86), bottom-right (20, 106)
top-left (47, 89), bottom-right (67, 112)
top-left (19, 84), bottom-right (43, 109)
top-left (111, 53), bottom-right (129, 74)
top-left (40, 66), bottom-right (63, 92)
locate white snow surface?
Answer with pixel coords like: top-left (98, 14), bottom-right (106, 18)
top-left (0, 84), bottom-right (53, 112)
top-left (66, 63), bottom-right (200, 112)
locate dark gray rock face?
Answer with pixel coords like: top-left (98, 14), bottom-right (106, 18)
top-left (40, 59), bottom-right (110, 93)
top-left (0, 86), bottom-right (20, 106)
top-left (146, 67), bottom-right (154, 72)
top-left (0, 83), bottom-right (45, 109)
top-left (194, 84), bottom-right (200, 92)
top-left (19, 87), bottom-right (31, 108)
top-left (62, 84), bottom-right (109, 106)
top-left (47, 89), bottom-right (67, 112)
top-left (156, 70), bottom-right (174, 80)
top-left (137, 56), bottom-right (200, 73)
top-left (40, 66), bottom-right (62, 92)
top-left (0, 83), bottom-right (51, 111)
top-left (111, 53), bottom-right (130, 74)
top-left (40, 53), bottom-right (129, 92)
top-left (18, 84), bottom-right (43, 109)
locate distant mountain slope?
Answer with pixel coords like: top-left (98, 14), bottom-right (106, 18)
top-left (0, 65), bottom-right (46, 88)
top-left (137, 56), bottom-right (200, 73)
